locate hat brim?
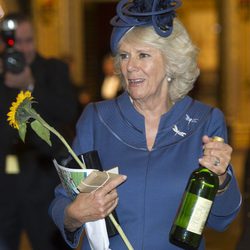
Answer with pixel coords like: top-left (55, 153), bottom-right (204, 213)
top-left (110, 26), bottom-right (132, 54)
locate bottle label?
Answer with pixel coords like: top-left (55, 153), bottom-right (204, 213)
top-left (175, 192), bottom-right (213, 235)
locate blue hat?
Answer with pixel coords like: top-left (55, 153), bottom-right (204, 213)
top-left (110, 0), bottom-right (182, 54)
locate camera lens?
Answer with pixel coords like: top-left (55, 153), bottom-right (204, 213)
top-left (0, 17), bottom-right (26, 74)
top-left (3, 50), bottom-right (26, 74)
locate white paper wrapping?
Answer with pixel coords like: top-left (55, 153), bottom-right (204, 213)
top-left (85, 220), bottom-right (111, 250)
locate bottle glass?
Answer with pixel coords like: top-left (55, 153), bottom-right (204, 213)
top-left (169, 137), bottom-right (223, 249)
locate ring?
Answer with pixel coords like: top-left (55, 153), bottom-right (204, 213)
top-left (214, 157), bottom-right (220, 166)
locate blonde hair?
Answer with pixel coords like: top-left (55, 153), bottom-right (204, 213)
top-left (114, 18), bottom-right (200, 102)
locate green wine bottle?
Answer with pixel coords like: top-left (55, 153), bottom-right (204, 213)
top-left (169, 136), bottom-right (224, 249)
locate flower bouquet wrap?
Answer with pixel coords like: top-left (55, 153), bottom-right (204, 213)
top-left (7, 90), bottom-right (133, 250)
top-left (66, 150), bottom-right (121, 238)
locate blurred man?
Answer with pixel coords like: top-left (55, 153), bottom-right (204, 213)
top-left (0, 12), bottom-right (77, 250)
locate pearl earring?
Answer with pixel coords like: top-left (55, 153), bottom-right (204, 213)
top-left (167, 77), bottom-right (172, 83)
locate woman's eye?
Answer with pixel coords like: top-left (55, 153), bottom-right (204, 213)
top-left (119, 53), bottom-right (128, 60)
top-left (139, 53), bottom-right (150, 59)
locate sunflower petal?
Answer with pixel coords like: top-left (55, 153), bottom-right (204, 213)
top-left (7, 90), bottom-right (33, 130)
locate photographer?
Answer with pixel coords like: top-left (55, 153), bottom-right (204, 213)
top-left (0, 12), bottom-right (78, 250)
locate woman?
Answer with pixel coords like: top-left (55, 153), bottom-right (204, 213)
top-left (49, 1), bottom-right (241, 249)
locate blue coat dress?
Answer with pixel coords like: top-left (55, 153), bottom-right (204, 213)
top-left (49, 92), bottom-right (241, 250)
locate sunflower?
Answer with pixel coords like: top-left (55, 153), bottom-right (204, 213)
top-left (7, 90), bottom-right (33, 129)
top-left (7, 90), bottom-right (85, 167)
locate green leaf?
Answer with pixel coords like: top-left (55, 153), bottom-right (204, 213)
top-left (19, 123), bottom-right (27, 142)
top-left (31, 120), bottom-right (52, 146)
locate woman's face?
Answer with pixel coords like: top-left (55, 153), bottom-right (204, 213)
top-left (119, 40), bottom-right (168, 104)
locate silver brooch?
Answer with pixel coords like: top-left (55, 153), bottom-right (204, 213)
top-left (185, 114), bottom-right (198, 125)
top-left (172, 125), bottom-right (187, 137)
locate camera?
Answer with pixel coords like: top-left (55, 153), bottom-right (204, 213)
top-left (0, 17), bottom-right (26, 74)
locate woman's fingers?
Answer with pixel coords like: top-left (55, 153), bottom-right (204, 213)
top-left (97, 175), bottom-right (127, 196)
top-left (200, 135), bottom-right (232, 175)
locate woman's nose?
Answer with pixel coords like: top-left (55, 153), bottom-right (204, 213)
top-left (127, 58), bottom-right (139, 72)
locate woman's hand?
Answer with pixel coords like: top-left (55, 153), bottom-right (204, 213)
top-left (199, 135), bottom-right (233, 185)
top-left (64, 174), bottom-right (127, 232)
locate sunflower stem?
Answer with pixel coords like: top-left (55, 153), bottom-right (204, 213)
top-left (108, 214), bottom-right (134, 250)
top-left (30, 111), bottom-right (85, 169)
